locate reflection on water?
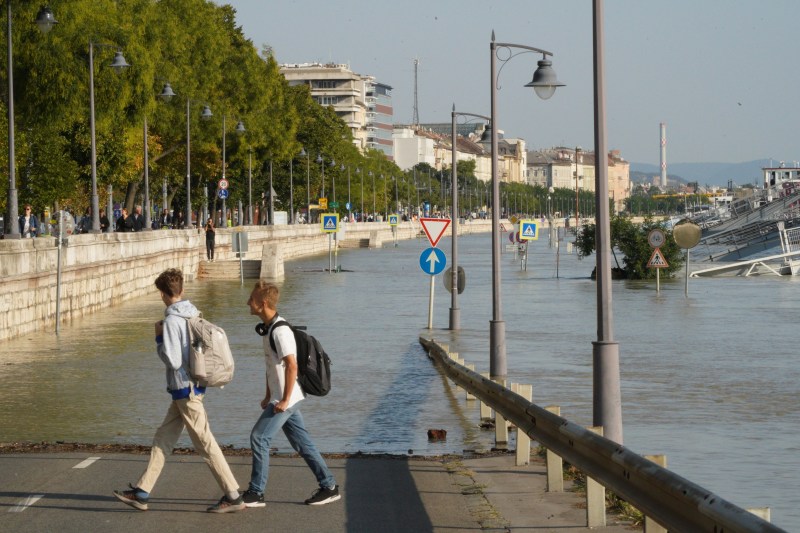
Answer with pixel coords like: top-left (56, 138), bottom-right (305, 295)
top-left (1, 233), bottom-right (798, 529)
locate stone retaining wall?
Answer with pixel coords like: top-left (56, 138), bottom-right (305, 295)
top-left (0, 220), bottom-right (492, 341)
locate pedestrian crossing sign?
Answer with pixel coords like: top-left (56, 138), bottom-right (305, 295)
top-left (647, 247), bottom-right (669, 268)
top-left (321, 213), bottom-right (339, 233)
top-left (388, 214), bottom-right (399, 226)
top-left (519, 220), bottom-right (539, 241)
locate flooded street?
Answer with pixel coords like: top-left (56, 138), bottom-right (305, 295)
top-left (1, 232), bottom-right (798, 529)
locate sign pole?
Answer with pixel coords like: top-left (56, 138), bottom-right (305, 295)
top-left (328, 233), bottom-right (333, 274)
top-left (657, 267), bottom-right (660, 293)
top-left (427, 275), bottom-right (435, 329)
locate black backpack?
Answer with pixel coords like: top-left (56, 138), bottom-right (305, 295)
top-left (265, 320), bottom-right (331, 397)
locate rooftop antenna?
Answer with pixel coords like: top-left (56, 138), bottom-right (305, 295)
top-left (412, 58), bottom-right (420, 126)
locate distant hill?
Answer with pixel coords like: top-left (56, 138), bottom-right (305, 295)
top-left (629, 159), bottom-right (775, 187)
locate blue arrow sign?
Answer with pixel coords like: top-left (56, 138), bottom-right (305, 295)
top-left (419, 247), bottom-right (446, 276)
top-left (218, 189), bottom-right (229, 200)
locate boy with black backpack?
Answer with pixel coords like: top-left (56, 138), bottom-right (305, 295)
top-left (113, 268), bottom-right (244, 513)
top-left (241, 280), bottom-right (340, 507)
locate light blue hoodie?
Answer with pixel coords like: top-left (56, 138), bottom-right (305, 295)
top-left (156, 299), bottom-right (200, 395)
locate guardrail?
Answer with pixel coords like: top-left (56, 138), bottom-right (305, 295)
top-left (419, 336), bottom-right (785, 533)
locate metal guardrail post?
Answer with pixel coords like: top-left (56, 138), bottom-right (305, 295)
top-left (494, 377), bottom-right (508, 447)
top-left (480, 372), bottom-right (492, 419)
top-left (515, 384), bottom-right (532, 466)
top-left (586, 426), bottom-right (606, 528)
top-left (644, 454), bottom-right (668, 533)
top-left (544, 405), bottom-right (563, 492)
top-left (465, 364), bottom-right (476, 401)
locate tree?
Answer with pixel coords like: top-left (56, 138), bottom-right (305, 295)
top-left (575, 216), bottom-right (684, 279)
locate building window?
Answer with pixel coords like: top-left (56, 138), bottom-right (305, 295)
top-left (314, 80), bottom-right (338, 89)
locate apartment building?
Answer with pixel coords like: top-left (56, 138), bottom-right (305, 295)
top-left (279, 63), bottom-right (393, 159)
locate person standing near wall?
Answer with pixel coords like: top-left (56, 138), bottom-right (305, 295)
top-left (18, 205), bottom-right (39, 238)
top-left (205, 218), bottom-right (216, 261)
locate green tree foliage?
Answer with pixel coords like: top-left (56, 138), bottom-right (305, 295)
top-left (0, 0), bottom-right (378, 219)
top-left (575, 215), bottom-right (684, 279)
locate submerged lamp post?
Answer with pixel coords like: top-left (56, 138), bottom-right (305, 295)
top-left (185, 100), bottom-right (213, 228)
top-left (489, 31), bottom-right (563, 379)
top-left (142, 82), bottom-right (177, 231)
top-left (450, 105), bottom-right (490, 330)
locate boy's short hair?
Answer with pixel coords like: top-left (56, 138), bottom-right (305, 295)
top-left (251, 280), bottom-right (280, 310)
top-left (155, 268), bottom-right (183, 297)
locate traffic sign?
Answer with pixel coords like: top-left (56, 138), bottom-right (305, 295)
top-left (419, 247), bottom-right (446, 275)
top-left (388, 214), bottom-right (399, 226)
top-left (647, 247), bottom-right (669, 268)
top-left (218, 189), bottom-right (229, 199)
top-left (319, 197), bottom-right (328, 210)
top-left (321, 213), bottom-right (339, 233)
top-left (330, 201), bottom-right (339, 209)
top-left (519, 220), bottom-right (539, 241)
top-left (419, 217), bottom-right (451, 247)
top-left (218, 178), bottom-right (229, 190)
top-left (648, 229), bottom-right (666, 248)
top-left (345, 202), bottom-right (351, 210)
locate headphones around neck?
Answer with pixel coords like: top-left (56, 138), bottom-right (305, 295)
top-left (255, 314), bottom-right (279, 336)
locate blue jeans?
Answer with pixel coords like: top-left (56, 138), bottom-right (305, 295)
top-left (249, 402), bottom-right (335, 494)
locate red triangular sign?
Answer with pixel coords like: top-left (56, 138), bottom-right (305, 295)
top-left (420, 218), bottom-right (451, 247)
top-left (647, 247), bottom-right (669, 268)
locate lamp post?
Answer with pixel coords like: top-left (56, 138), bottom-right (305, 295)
top-left (89, 43), bottom-right (130, 233)
top-left (450, 105), bottom-right (490, 330)
top-left (5, 5), bottom-right (56, 238)
top-left (142, 82), bottom-right (177, 232)
top-left (574, 146), bottom-right (582, 232)
top-left (300, 147), bottom-right (309, 223)
top-left (489, 31), bottom-right (563, 379)
top-left (219, 114), bottom-right (245, 225)
top-left (248, 148), bottom-right (253, 224)
top-left (592, 0), bottom-right (622, 443)
top-left (371, 171), bottom-right (376, 220)
top-left (185, 100), bottom-right (212, 228)
top-left (316, 153), bottom-right (325, 198)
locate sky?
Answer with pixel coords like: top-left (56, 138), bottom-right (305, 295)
top-left (220, 0), bottom-right (799, 166)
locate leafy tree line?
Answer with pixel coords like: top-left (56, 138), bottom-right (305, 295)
top-left (0, 0), bottom-right (408, 222)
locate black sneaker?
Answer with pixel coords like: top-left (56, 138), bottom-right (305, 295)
top-left (304, 485), bottom-right (341, 505)
top-left (241, 489), bottom-right (265, 508)
top-left (113, 484), bottom-right (149, 511)
top-left (207, 494), bottom-right (245, 513)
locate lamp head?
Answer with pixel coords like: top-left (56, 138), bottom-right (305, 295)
top-left (109, 51), bottom-right (131, 72)
top-left (299, 147), bottom-right (306, 157)
top-left (200, 105), bottom-right (213, 120)
top-left (524, 57), bottom-right (564, 100)
top-left (329, 158), bottom-right (336, 167)
top-left (316, 154), bottom-right (323, 164)
top-left (158, 82), bottom-right (176, 100)
top-left (35, 6), bottom-right (58, 34)
top-left (235, 120), bottom-right (246, 134)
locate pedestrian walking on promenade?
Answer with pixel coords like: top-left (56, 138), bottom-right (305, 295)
top-left (241, 281), bottom-right (340, 508)
top-left (113, 268), bottom-right (244, 514)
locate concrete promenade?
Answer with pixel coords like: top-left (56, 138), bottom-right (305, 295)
top-left (0, 448), bottom-right (634, 532)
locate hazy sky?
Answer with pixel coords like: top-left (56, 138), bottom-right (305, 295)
top-left (221, 0), bottom-right (798, 166)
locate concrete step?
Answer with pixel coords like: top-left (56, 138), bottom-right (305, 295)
top-left (197, 259), bottom-right (261, 279)
top-left (338, 238), bottom-right (370, 248)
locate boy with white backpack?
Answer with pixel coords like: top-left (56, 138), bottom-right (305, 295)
top-left (113, 268), bottom-right (244, 513)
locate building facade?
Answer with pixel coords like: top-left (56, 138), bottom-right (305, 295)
top-left (280, 63), bottom-right (393, 159)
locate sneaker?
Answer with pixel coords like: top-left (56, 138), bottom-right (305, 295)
top-left (304, 485), bottom-right (341, 506)
top-left (113, 484), bottom-right (149, 511)
top-left (241, 489), bottom-right (265, 508)
top-left (207, 494), bottom-right (245, 513)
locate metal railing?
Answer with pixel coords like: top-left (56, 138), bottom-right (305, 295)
top-left (419, 336), bottom-right (785, 533)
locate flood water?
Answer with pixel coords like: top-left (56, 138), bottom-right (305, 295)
top-left (1, 231), bottom-right (798, 530)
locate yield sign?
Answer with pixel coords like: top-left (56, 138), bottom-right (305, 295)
top-left (647, 247), bottom-right (669, 268)
top-left (419, 218), bottom-right (451, 247)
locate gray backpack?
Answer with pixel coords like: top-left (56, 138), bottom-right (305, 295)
top-left (187, 315), bottom-right (234, 387)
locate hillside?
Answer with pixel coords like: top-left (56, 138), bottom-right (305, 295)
top-left (629, 159), bottom-right (776, 187)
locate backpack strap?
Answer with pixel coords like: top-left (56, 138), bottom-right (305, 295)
top-left (268, 319), bottom-right (291, 353)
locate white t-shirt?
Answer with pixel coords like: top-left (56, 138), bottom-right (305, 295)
top-left (264, 317), bottom-right (305, 408)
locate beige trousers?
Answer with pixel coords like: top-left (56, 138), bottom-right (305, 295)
top-left (136, 391), bottom-right (239, 495)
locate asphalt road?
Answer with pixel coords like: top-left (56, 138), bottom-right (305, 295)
top-left (0, 450), bottom-right (634, 532)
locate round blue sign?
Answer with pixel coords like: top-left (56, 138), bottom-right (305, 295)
top-left (345, 202), bottom-right (351, 210)
top-left (218, 189), bottom-right (229, 199)
top-left (419, 247), bottom-right (446, 276)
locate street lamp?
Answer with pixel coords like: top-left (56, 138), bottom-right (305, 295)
top-left (300, 147), bottom-right (310, 223)
top-left (220, 114), bottom-right (245, 225)
top-left (316, 154), bottom-right (325, 198)
top-left (185, 100), bottom-right (212, 229)
top-left (450, 104), bottom-right (490, 330)
top-left (89, 43), bottom-right (130, 233)
top-left (142, 82), bottom-right (177, 231)
top-left (592, 0), bottom-right (622, 443)
top-left (575, 146), bottom-right (581, 231)
top-left (489, 31), bottom-right (563, 379)
top-left (5, 5), bottom-right (56, 238)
